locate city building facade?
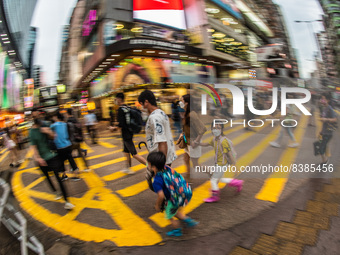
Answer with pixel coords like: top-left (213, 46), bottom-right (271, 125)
top-left (0, 0), bottom-right (37, 115)
top-left (318, 0), bottom-right (340, 85)
top-left (60, 0), bottom-right (299, 118)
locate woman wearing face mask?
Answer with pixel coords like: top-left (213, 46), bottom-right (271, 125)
top-left (200, 122), bottom-right (243, 202)
top-left (181, 94), bottom-right (207, 181)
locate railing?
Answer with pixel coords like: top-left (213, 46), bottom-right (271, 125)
top-left (0, 178), bottom-right (45, 255)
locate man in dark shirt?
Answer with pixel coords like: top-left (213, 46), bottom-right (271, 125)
top-left (116, 93), bottom-right (146, 174)
top-left (319, 93), bottom-right (337, 164)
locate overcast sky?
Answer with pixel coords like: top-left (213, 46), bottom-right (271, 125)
top-left (30, 0), bottom-right (324, 85)
top-left (274, 0), bottom-right (324, 78)
top-left (31, 0), bottom-right (77, 85)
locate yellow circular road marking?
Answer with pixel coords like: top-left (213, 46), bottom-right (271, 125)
top-left (12, 166), bottom-right (162, 247)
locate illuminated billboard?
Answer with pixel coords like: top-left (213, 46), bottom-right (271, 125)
top-left (133, 0), bottom-right (186, 30)
top-left (24, 79), bottom-right (34, 108)
top-left (83, 10), bottom-right (97, 36)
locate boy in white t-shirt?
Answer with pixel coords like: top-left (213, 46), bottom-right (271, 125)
top-left (138, 90), bottom-right (177, 190)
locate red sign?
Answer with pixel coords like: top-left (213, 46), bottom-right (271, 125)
top-left (133, 0), bottom-right (186, 30)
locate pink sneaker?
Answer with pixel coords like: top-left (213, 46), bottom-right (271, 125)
top-left (204, 190), bottom-right (220, 203)
top-left (228, 179), bottom-right (244, 192)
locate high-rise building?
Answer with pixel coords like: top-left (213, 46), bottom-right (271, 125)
top-left (1, 0), bottom-right (38, 69)
top-left (318, 0), bottom-right (340, 83)
top-left (60, 0), bottom-right (299, 118)
top-left (0, 0), bottom-right (38, 111)
top-left (33, 65), bottom-right (41, 89)
top-left (27, 27), bottom-right (37, 78)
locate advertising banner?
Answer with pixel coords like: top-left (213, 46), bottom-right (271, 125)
top-left (256, 44), bottom-right (285, 62)
top-left (133, 0), bottom-right (186, 30)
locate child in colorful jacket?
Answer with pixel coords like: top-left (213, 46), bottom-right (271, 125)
top-left (147, 151), bottom-right (198, 237)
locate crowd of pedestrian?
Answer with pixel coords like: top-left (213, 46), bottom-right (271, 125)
top-left (1, 88), bottom-right (337, 238)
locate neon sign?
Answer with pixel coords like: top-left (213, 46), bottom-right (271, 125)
top-left (82, 10), bottom-right (97, 36)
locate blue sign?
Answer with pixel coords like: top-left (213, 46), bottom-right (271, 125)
top-left (211, 0), bottom-right (243, 20)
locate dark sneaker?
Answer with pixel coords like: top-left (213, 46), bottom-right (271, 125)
top-left (61, 175), bottom-right (68, 181)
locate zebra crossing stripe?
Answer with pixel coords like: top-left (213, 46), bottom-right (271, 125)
top-left (255, 115), bottom-right (308, 202)
top-left (97, 140), bottom-right (117, 148)
top-left (0, 151), bottom-right (9, 163)
top-left (149, 124), bottom-right (281, 228)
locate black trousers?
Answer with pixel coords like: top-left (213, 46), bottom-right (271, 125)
top-left (39, 156), bottom-right (69, 202)
top-left (57, 146), bottom-right (79, 172)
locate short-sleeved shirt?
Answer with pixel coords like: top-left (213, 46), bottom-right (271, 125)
top-left (50, 122), bottom-right (71, 149)
top-left (152, 172), bottom-right (170, 200)
top-left (29, 128), bottom-right (56, 161)
top-left (117, 106), bottom-right (133, 141)
top-left (84, 113), bottom-right (97, 126)
top-left (321, 105), bottom-right (337, 135)
top-left (209, 137), bottom-right (231, 166)
top-left (145, 109), bottom-right (177, 165)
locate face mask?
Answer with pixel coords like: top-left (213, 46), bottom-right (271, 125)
top-left (179, 101), bottom-right (185, 109)
top-left (320, 99), bottom-right (327, 104)
top-left (212, 129), bottom-right (221, 137)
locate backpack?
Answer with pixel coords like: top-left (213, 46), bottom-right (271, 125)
top-left (122, 106), bottom-right (143, 134)
top-left (73, 122), bottom-right (84, 142)
top-left (161, 166), bottom-right (192, 207)
top-left (67, 121), bottom-right (84, 143)
top-left (214, 136), bottom-right (237, 164)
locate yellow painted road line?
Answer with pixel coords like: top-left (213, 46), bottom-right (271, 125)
top-left (87, 149), bottom-right (122, 160)
top-left (117, 165), bottom-right (186, 197)
top-left (0, 151), bottom-right (9, 163)
top-left (97, 140), bottom-right (117, 149)
top-left (335, 109), bottom-right (340, 115)
top-left (24, 177), bottom-right (46, 191)
top-left (198, 122), bottom-right (270, 166)
top-left (80, 142), bottom-right (94, 153)
top-left (255, 115), bottom-right (308, 203)
top-left (1, 148), bottom-right (7, 154)
top-left (12, 157), bottom-right (163, 247)
top-left (103, 150), bottom-right (185, 182)
top-left (91, 150), bottom-right (149, 171)
top-left (150, 124), bottom-right (281, 228)
top-left (19, 148), bottom-right (34, 170)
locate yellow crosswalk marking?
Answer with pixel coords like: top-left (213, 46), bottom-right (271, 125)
top-left (91, 150), bottom-right (149, 171)
top-left (103, 150), bottom-right (185, 182)
top-left (97, 140), bottom-right (117, 148)
top-left (117, 165), bottom-right (186, 197)
top-left (87, 150), bottom-right (122, 160)
top-left (0, 151), bottom-right (9, 163)
top-left (81, 142), bottom-right (94, 153)
top-left (13, 154), bottom-right (163, 246)
top-left (19, 148), bottom-right (34, 170)
top-left (255, 115), bottom-right (308, 202)
top-left (149, 123), bottom-right (280, 228)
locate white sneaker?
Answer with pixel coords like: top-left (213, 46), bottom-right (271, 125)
top-left (121, 168), bottom-right (135, 175)
top-left (54, 192), bottom-right (62, 200)
top-left (64, 202), bottom-right (75, 210)
top-left (288, 143), bottom-right (299, 148)
top-left (270, 141), bottom-right (281, 148)
top-left (82, 169), bottom-right (91, 173)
